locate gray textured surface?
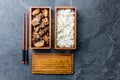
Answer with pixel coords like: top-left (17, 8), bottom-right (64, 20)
top-left (0, 0), bottom-right (120, 80)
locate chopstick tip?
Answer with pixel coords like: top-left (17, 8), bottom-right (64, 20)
top-left (22, 61), bottom-right (25, 64)
top-left (25, 61), bottom-right (28, 64)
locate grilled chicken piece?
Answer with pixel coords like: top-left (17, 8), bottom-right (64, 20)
top-left (40, 22), bottom-right (45, 28)
top-left (34, 26), bottom-right (41, 33)
top-left (42, 9), bottom-right (49, 17)
top-left (42, 18), bottom-right (49, 25)
top-left (43, 34), bottom-right (49, 44)
top-left (34, 40), bottom-right (45, 47)
top-left (31, 17), bottom-right (40, 27)
top-left (32, 9), bottom-right (40, 16)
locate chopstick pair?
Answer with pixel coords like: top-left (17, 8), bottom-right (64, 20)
top-left (22, 13), bottom-right (28, 64)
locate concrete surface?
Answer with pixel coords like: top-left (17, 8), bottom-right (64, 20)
top-left (0, 0), bottom-right (120, 80)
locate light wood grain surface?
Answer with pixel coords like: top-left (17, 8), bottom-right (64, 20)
top-left (32, 53), bottom-right (73, 74)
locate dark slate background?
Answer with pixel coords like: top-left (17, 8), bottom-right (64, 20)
top-left (0, 0), bottom-right (120, 80)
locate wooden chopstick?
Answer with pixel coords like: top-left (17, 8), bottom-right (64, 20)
top-left (22, 13), bottom-right (29, 64)
top-left (22, 13), bottom-right (25, 64)
top-left (25, 13), bottom-right (28, 64)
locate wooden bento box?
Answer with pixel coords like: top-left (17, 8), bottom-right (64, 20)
top-left (30, 6), bottom-right (51, 49)
top-left (55, 6), bottom-right (77, 50)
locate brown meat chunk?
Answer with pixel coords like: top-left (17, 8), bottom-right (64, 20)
top-left (32, 32), bottom-right (40, 40)
top-left (36, 13), bottom-right (43, 20)
top-left (42, 18), bottom-right (49, 25)
top-left (34, 26), bottom-right (41, 33)
top-left (43, 27), bottom-right (49, 33)
top-left (42, 9), bottom-right (49, 17)
top-left (40, 22), bottom-right (45, 28)
top-left (43, 35), bottom-right (49, 44)
top-left (31, 17), bottom-right (40, 27)
top-left (32, 9), bottom-right (40, 16)
top-left (34, 40), bottom-right (45, 47)
top-left (32, 33), bottom-right (42, 43)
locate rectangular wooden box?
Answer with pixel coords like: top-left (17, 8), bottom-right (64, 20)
top-left (55, 6), bottom-right (77, 50)
top-left (30, 6), bottom-right (51, 49)
top-left (32, 53), bottom-right (73, 74)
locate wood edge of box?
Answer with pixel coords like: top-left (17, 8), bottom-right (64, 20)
top-left (30, 47), bottom-right (51, 50)
top-left (30, 6), bottom-right (51, 9)
top-left (55, 6), bottom-right (76, 9)
top-left (32, 71), bottom-right (74, 74)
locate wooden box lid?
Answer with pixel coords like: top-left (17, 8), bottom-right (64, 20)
top-left (32, 53), bottom-right (73, 74)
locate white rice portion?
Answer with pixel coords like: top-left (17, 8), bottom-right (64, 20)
top-left (57, 9), bottom-right (74, 48)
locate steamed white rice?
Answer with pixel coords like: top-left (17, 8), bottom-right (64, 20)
top-left (57, 9), bottom-right (74, 48)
